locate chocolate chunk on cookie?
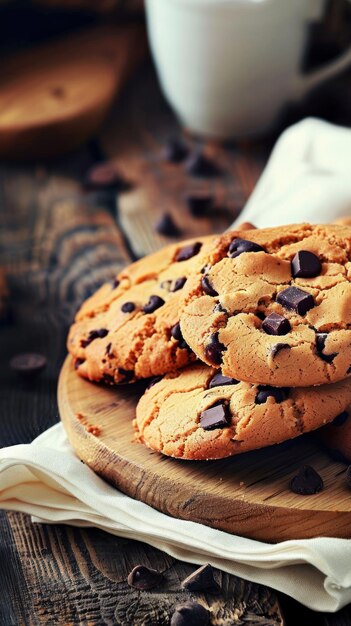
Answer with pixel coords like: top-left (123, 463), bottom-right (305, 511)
top-left (175, 241), bottom-right (202, 262)
top-left (200, 402), bottom-right (231, 430)
top-left (291, 250), bottom-right (321, 278)
top-left (277, 286), bottom-right (314, 315)
top-left (68, 236), bottom-right (213, 384)
top-left (180, 224), bottom-right (351, 387)
top-left (228, 237), bottom-right (265, 258)
top-left (262, 313), bottom-right (291, 335)
top-left (134, 363), bottom-right (351, 460)
top-left (204, 332), bottom-right (226, 365)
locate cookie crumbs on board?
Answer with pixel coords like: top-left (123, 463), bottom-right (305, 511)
top-left (75, 412), bottom-right (101, 436)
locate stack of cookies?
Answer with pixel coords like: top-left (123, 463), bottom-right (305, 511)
top-left (68, 223), bottom-right (351, 464)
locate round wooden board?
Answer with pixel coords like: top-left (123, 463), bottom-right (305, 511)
top-left (59, 356), bottom-right (351, 542)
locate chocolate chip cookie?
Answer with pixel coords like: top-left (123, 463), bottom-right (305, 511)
top-left (68, 237), bottom-right (213, 384)
top-left (180, 224), bottom-right (351, 387)
top-left (134, 363), bottom-right (351, 460)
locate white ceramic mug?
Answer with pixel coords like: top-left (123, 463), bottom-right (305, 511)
top-left (146, 0), bottom-right (351, 138)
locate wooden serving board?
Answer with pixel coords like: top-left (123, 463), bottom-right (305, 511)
top-left (0, 24), bottom-right (146, 159)
top-left (59, 356), bottom-right (351, 542)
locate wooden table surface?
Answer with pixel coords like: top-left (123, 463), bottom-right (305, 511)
top-left (1, 59), bottom-right (351, 626)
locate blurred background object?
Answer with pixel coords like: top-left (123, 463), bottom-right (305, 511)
top-left (0, 0), bottom-right (350, 159)
top-left (33, 0), bottom-right (143, 13)
top-left (0, 25), bottom-right (146, 159)
top-left (146, 0), bottom-right (351, 138)
top-left (0, 0), bottom-right (145, 159)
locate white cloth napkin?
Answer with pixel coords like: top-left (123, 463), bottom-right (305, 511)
top-left (2, 118), bottom-right (351, 613)
top-left (231, 117), bottom-right (351, 229)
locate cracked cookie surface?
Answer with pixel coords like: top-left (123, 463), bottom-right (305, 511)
top-left (68, 237), bottom-right (213, 384)
top-left (134, 363), bottom-right (351, 460)
top-left (180, 224), bottom-right (351, 387)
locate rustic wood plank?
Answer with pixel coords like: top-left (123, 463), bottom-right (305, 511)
top-left (100, 63), bottom-right (268, 257)
top-left (5, 512), bottom-right (285, 626)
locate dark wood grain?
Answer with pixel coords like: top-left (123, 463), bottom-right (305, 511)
top-left (4, 512), bottom-right (284, 626)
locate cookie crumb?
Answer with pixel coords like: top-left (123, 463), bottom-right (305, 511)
top-left (87, 425), bottom-right (101, 436)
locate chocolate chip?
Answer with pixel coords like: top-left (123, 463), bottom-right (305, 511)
top-left (105, 343), bottom-right (112, 356)
top-left (346, 466), bottom-right (351, 488)
top-left (127, 565), bottom-right (163, 590)
top-left (201, 276), bottom-right (218, 296)
top-left (181, 564), bottom-right (221, 594)
top-left (84, 162), bottom-right (128, 191)
top-left (208, 372), bottom-right (239, 388)
top-left (80, 328), bottom-right (108, 348)
top-left (185, 150), bottom-right (220, 178)
top-left (118, 368), bottom-right (134, 383)
top-left (185, 194), bottom-right (213, 217)
top-left (143, 295), bottom-right (165, 314)
top-left (277, 286), bottom-right (314, 315)
top-left (175, 241), bottom-right (202, 262)
top-left (200, 402), bottom-right (231, 430)
top-left (291, 250), bottom-right (321, 278)
top-left (10, 353), bottom-right (47, 378)
top-left (121, 301), bottom-right (135, 313)
top-left (155, 213), bottom-right (181, 237)
top-left (112, 278), bottom-right (120, 289)
top-left (171, 276), bottom-right (187, 292)
top-left (171, 323), bottom-right (189, 349)
top-left (316, 333), bottom-right (338, 363)
top-left (271, 343), bottom-right (291, 358)
top-left (74, 358), bottom-right (85, 369)
top-left (228, 238), bottom-right (265, 258)
top-left (163, 137), bottom-right (188, 163)
top-left (171, 322), bottom-right (182, 341)
top-left (332, 411), bottom-right (349, 427)
top-left (171, 601), bottom-right (210, 626)
top-left (262, 312), bottom-right (291, 335)
top-left (204, 332), bottom-right (226, 365)
top-left (146, 375), bottom-right (163, 389)
top-left (289, 465), bottom-right (324, 495)
top-left (255, 386), bottom-right (289, 404)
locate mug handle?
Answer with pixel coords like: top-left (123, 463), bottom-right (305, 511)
top-left (293, 46), bottom-right (351, 100)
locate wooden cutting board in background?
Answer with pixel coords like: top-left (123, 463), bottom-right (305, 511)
top-left (0, 24), bottom-right (146, 159)
top-left (59, 355), bottom-right (351, 542)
